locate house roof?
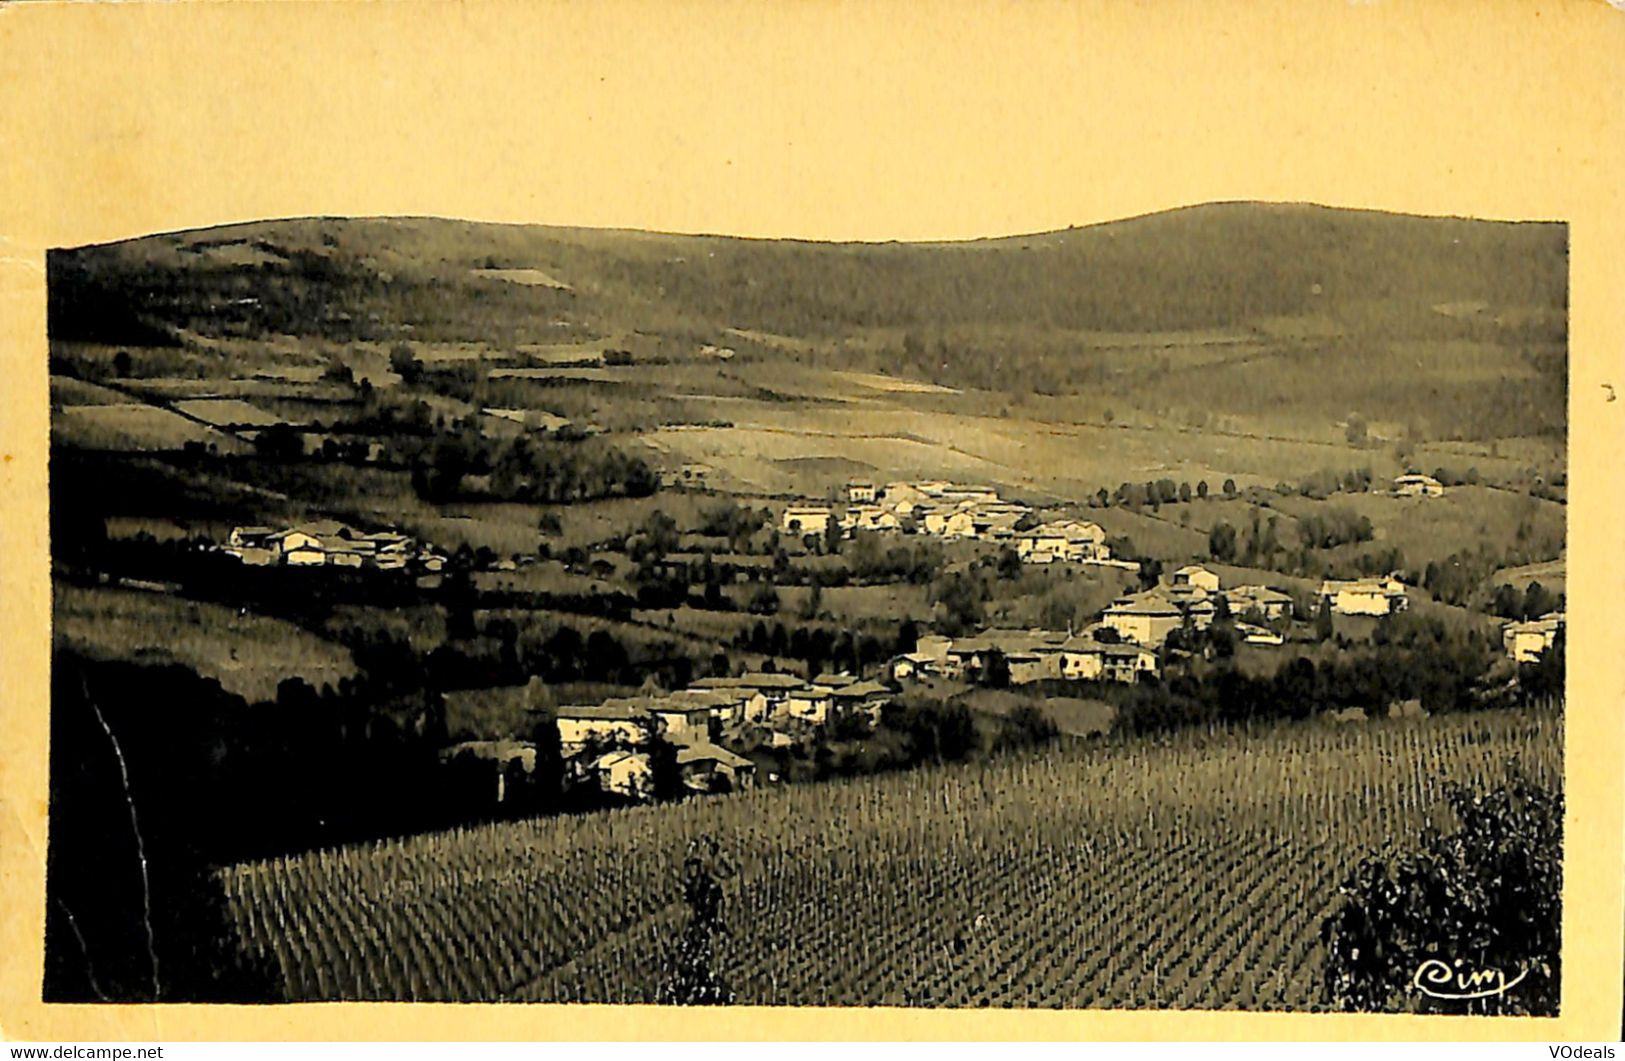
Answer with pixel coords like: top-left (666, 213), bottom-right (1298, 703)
top-left (1226, 585), bottom-right (1293, 604)
top-left (674, 742), bottom-right (754, 769)
top-left (1102, 644), bottom-right (1156, 660)
top-left (735, 672), bottom-right (808, 690)
top-left (1105, 592), bottom-right (1181, 617)
top-left (1175, 564), bottom-right (1215, 576)
top-left (556, 703), bottom-right (647, 721)
top-left (1395, 473), bottom-right (1442, 484)
top-left (593, 749), bottom-right (647, 770)
top-left (832, 680), bottom-right (891, 699)
top-left (1319, 577), bottom-right (1405, 596)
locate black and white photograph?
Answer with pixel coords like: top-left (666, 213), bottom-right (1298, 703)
top-left (8, 0), bottom-right (1619, 1044)
top-left (42, 202), bottom-right (1566, 1013)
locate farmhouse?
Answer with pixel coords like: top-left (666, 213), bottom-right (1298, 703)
top-left (1059, 638), bottom-right (1105, 680)
top-left (782, 505), bottom-right (833, 537)
top-left (1393, 473), bottom-right (1446, 498)
top-left (1502, 611), bottom-right (1564, 663)
top-left (1319, 576), bottom-right (1409, 616)
top-left (650, 703), bottom-right (714, 745)
top-left (782, 686), bottom-right (836, 724)
top-left (847, 481), bottom-right (878, 503)
top-left (555, 703), bottom-right (650, 754)
top-left (592, 750), bottom-right (653, 799)
top-left (1223, 585), bottom-right (1294, 621)
top-left (1015, 520), bottom-right (1107, 564)
top-left (830, 679), bottom-right (892, 720)
top-left (1101, 644), bottom-right (1159, 683)
top-left (840, 504), bottom-right (902, 534)
top-left (1172, 565), bottom-right (1222, 593)
top-left (1235, 622), bottom-right (1286, 646)
top-left (675, 743), bottom-right (756, 793)
top-left (889, 651), bottom-right (947, 682)
top-left (1102, 591), bottom-right (1184, 645)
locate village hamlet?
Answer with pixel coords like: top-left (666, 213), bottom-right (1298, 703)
top-left (43, 203), bottom-right (1565, 1014)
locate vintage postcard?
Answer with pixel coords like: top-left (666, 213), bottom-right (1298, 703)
top-left (1, 0), bottom-right (1622, 1043)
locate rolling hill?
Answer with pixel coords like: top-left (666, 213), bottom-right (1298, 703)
top-left (47, 202), bottom-right (1568, 443)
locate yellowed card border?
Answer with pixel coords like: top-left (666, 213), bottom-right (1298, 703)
top-left (2, 0), bottom-right (1622, 1041)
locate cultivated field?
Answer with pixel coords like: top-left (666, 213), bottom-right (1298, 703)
top-left (219, 705), bottom-right (1559, 1008)
top-left (54, 583), bottom-right (358, 702)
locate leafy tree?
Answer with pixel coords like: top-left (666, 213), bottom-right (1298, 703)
top-left (1196, 480), bottom-right (1209, 500)
top-left (252, 423), bottom-right (305, 461)
top-left (1345, 415), bottom-right (1368, 446)
top-left (1178, 482), bottom-right (1192, 503)
top-left (1208, 521), bottom-right (1239, 563)
top-left (389, 343), bottom-right (423, 385)
top-left (746, 585), bottom-right (780, 616)
top-left (996, 546), bottom-right (1024, 580)
top-left (113, 350), bottom-right (133, 378)
top-left (1321, 771), bottom-right (1562, 1016)
top-left (1223, 478), bottom-right (1237, 498)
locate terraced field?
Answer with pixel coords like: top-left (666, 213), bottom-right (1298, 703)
top-left (219, 705), bottom-right (1560, 1009)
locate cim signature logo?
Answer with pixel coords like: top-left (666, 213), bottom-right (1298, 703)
top-left (1412, 958), bottom-right (1530, 1001)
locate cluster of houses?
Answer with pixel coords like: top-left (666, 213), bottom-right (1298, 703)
top-left (222, 520), bottom-right (448, 572)
top-left (891, 630), bottom-right (1159, 686)
top-left (781, 481), bottom-right (1131, 568)
top-left (893, 565), bottom-right (1302, 688)
top-left (1501, 610), bottom-right (1565, 663)
top-left (548, 670), bottom-right (894, 799)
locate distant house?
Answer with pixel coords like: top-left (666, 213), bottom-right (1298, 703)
top-left (690, 672), bottom-right (805, 723)
top-left (651, 703), bottom-right (714, 745)
top-left (555, 703), bottom-right (650, 754)
top-left (1223, 585), bottom-right (1294, 621)
top-left (1101, 644), bottom-right (1159, 683)
top-left (847, 481), bottom-right (878, 504)
top-left (840, 504), bottom-right (902, 534)
top-left (1235, 622), bottom-right (1286, 646)
top-left (1502, 611), bottom-right (1564, 663)
top-left (1393, 473), bottom-right (1445, 498)
top-left (1183, 596), bottom-right (1218, 631)
top-left (1102, 591), bottom-right (1184, 645)
top-left (782, 505), bottom-right (833, 537)
top-left (668, 687), bottom-right (754, 725)
top-left (592, 750), bottom-right (653, 799)
top-left (1051, 635), bottom-right (1101, 680)
top-left (675, 743), bottom-right (756, 793)
top-left (1015, 520), bottom-right (1107, 564)
top-left (782, 686), bottom-right (835, 725)
top-left (1319, 576), bottom-right (1409, 616)
top-left (889, 653), bottom-right (933, 682)
top-left (830, 679), bottom-right (892, 720)
top-left (1172, 565), bottom-right (1221, 593)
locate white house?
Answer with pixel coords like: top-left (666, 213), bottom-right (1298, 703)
top-left (781, 686), bottom-right (835, 724)
top-left (1394, 473), bottom-right (1445, 498)
top-left (840, 504), bottom-right (902, 534)
top-left (782, 505), bottom-right (833, 537)
top-left (847, 481), bottom-right (878, 504)
top-left (675, 743), bottom-right (756, 792)
top-left (1101, 644), bottom-right (1159, 683)
top-left (555, 704), bottom-right (650, 754)
top-left (1016, 520), bottom-right (1106, 563)
top-left (1172, 565), bottom-right (1222, 593)
top-left (1102, 591), bottom-right (1184, 645)
top-left (1223, 585), bottom-right (1294, 621)
top-left (592, 750), bottom-right (653, 799)
top-left (1060, 639), bottom-right (1105, 680)
top-left (1319, 576), bottom-right (1409, 616)
top-left (1502, 611), bottom-right (1564, 663)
